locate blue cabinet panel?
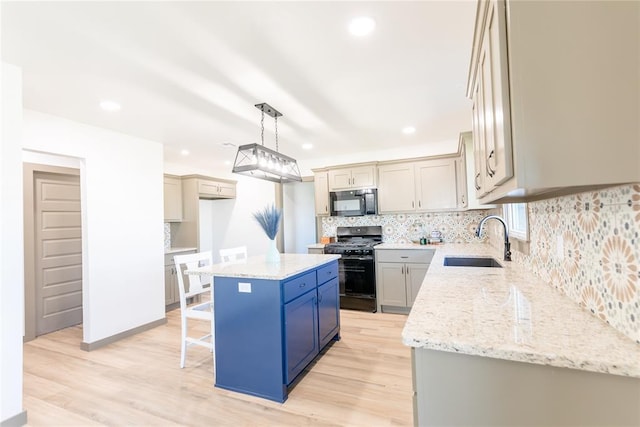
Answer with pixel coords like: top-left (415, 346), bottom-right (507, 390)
top-left (317, 262), bottom-right (338, 285)
top-left (318, 277), bottom-right (340, 349)
top-left (284, 289), bottom-right (319, 384)
top-left (213, 276), bottom-right (286, 402)
top-left (283, 271), bottom-right (316, 303)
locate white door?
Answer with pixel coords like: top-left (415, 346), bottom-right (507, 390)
top-left (34, 172), bottom-right (83, 335)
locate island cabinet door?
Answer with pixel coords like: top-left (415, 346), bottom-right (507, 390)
top-left (317, 277), bottom-right (339, 349)
top-left (284, 289), bottom-right (319, 385)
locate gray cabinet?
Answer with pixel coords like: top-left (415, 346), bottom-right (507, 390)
top-left (375, 249), bottom-right (434, 313)
top-left (313, 171), bottom-right (330, 215)
top-left (467, 0), bottom-right (640, 203)
top-left (164, 250), bottom-right (196, 309)
top-left (163, 175), bottom-right (183, 222)
top-left (308, 247), bottom-right (324, 255)
top-left (328, 164), bottom-right (376, 191)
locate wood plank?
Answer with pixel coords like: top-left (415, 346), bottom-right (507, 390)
top-left (24, 309), bottom-right (412, 426)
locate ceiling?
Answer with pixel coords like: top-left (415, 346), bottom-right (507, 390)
top-left (1, 1), bottom-right (477, 176)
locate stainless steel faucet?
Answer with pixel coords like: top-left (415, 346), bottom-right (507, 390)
top-left (475, 215), bottom-right (512, 261)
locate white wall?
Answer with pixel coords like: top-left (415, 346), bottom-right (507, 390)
top-left (283, 181), bottom-right (316, 253)
top-left (199, 177), bottom-right (277, 262)
top-left (1, 63), bottom-right (26, 424)
top-left (22, 110), bottom-right (165, 344)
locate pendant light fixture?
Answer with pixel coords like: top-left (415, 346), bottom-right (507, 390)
top-left (232, 103), bottom-right (302, 183)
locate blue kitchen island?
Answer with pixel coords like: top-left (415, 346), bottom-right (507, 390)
top-left (187, 253), bottom-right (341, 403)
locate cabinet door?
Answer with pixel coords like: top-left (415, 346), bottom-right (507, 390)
top-left (314, 172), bottom-right (330, 215)
top-left (217, 181), bottom-right (236, 198)
top-left (377, 262), bottom-right (407, 307)
top-left (198, 180), bottom-right (220, 196)
top-left (164, 264), bottom-right (176, 305)
top-left (328, 168), bottom-right (352, 191)
top-left (471, 78), bottom-right (489, 198)
top-left (482, 0), bottom-right (513, 188)
top-left (284, 290), bottom-right (319, 384)
top-left (414, 159), bottom-right (458, 211)
top-left (455, 152), bottom-right (468, 209)
top-left (317, 277), bottom-right (339, 349)
top-left (351, 165), bottom-right (376, 188)
top-left (378, 163), bottom-right (416, 213)
top-left (163, 176), bottom-right (183, 222)
top-left (406, 263), bottom-right (430, 307)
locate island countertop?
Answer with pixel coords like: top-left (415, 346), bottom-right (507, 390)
top-left (186, 253), bottom-right (340, 280)
top-left (402, 243), bottom-right (640, 378)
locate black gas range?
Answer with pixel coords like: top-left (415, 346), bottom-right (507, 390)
top-left (323, 226), bottom-right (382, 312)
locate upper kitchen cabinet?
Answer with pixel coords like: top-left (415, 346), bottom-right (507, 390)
top-left (467, 0), bottom-right (640, 203)
top-left (163, 175), bottom-right (183, 222)
top-left (328, 164), bottom-right (377, 191)
top-left (313, 170), bottom-right (330, 216)
top-left (188, 175), bottom-right (236, 199)
top-left (378, 156), bottom-right (459, 213)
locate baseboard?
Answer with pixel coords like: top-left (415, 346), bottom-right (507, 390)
top-left (1, 410), bottom-right (27, 427)
top-left (80, 317), bottom-right (167, 351)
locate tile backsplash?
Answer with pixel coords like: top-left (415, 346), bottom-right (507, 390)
top-left (164, 223), bottom-right (171, 249)
top-left (489, 184), bottom-right (640, 343)
top-left (321, 210), bottom-right (491, 244)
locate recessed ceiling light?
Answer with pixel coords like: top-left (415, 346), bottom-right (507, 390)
top-left (180, 149), bottom-right (190, 156)
top-left (302, 143), bottom-right (313, 150)
top-left (99, 100), bottom-right (121, 111)
top-left (348, 16), bottom-right (376, 37)
top-left (402, 126), bottom-right (416, 135)
top-left (224, 160), bottom-right (231, 166)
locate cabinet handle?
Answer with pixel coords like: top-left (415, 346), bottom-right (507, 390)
top-left (300, 283), bottom-right (306, 288)
top-left (475, 173), bottom-right (481, 190)
top-left (418, 200), bottom-right (421, 208)
top-left (412, 201), bottom-right (415, 208)
top-left (486, 150), bottom-right (496, 177)
top-left (462, 194), bottom-right (466, 204)
top-left (318, 293), bottom-right (323, 303)
top-left (401, 266), bottom-right (404, 274)
top-left (401, 256), bottom-right (409, 259)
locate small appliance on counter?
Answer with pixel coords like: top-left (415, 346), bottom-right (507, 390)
top-left (323, 225), bottom-right (382, 312)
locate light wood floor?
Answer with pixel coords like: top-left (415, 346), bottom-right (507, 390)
top-left (23, 308), bottom-right (413, 426)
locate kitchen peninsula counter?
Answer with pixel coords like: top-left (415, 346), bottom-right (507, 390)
top-left (187, 253), bottom-right (341, 403)
top-left (405, 243), bottom-right (640, 426)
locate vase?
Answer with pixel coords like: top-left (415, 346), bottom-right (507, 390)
top-left (266, 239), bottom-right (280, 264)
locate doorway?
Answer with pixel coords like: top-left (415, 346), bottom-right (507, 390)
top-left (23, 163), bottom-right (83, 340)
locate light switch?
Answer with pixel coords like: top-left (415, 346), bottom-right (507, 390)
top-left (238, 282), bottom-right (251, 293)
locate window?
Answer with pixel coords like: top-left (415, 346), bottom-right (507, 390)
top-left (503, 203), bottom-right (529, 241)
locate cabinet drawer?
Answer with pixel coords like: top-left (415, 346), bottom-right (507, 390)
top-left (316, 262), bottom-right (338, 285)
top-left (283, 271), bottom-right (317, 303)
top-left (376, 249), bottom-right (434, 264)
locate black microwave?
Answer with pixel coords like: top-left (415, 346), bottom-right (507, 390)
top-left (329, 189), bottom-right (378, 217)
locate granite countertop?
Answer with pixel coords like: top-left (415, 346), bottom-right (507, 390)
top-left (402, 243), bottom-right (640, 378)
top-left (186, 253), bottom-right (340, 280)
top-left (307, 243), bottom-right (326, 249)
top-left (164, 247), bottom-right (198, 254)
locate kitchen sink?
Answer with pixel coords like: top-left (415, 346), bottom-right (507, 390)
top-left (443, 256), bottom-right (503, 268)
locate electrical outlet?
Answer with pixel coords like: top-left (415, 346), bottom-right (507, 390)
top-left (556, 235), bottom-right (564, 260)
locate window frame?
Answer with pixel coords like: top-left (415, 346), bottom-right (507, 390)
top-left (503, 203), bottom-right (529, 241)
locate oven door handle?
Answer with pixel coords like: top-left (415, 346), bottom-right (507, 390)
top-left (341, 256), bottom-right (374, 261)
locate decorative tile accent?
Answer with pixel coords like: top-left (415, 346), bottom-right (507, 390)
top-left (321, 210), bottom-right (491, 244)
top-left (489, 183), bottom-right (640, 343)
top-left (164, 223), bottom-right (171, 249)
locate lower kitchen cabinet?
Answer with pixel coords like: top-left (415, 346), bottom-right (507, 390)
top-left (164, 249), bottom-right (196, 309)
top-left (375, 248), bottom-right (434, 313)
top-left (317, 277), bottom-right (339, 349)
top-left (285, 288), bottom-right (319, 384)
